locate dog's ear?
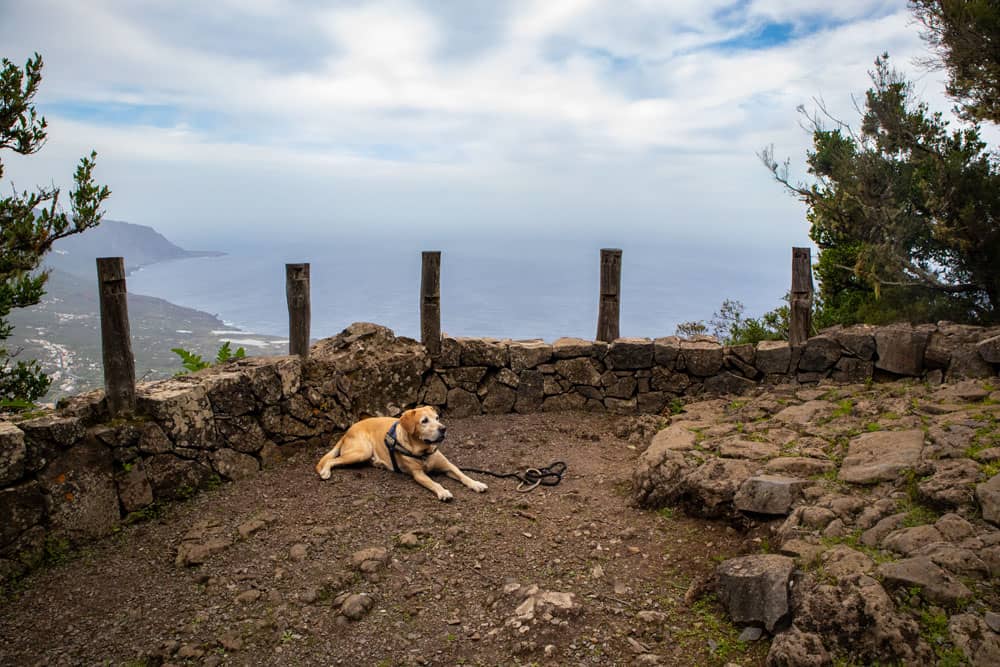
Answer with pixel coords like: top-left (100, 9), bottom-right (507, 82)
top-left (399, 409), bottom-right (418, 436)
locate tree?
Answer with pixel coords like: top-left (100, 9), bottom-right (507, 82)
top-left (911, 0), bottom-right (1000, 124)
top-left (761, 54), bottom-right (1000, 325)
top-left (1, 53), bottom-right (110, 405)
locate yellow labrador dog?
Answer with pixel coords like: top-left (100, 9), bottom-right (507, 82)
top-left (314, 406), bottom-right (488, 501)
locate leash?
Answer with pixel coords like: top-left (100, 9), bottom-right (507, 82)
top-left (460, 461), bottom-right (568, 493)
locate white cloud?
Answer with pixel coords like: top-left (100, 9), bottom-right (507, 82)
top-left (0, 0), bottom-right (957, 249)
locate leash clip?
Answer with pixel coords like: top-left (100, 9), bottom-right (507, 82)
top-left (516, 468), bottom-right (543, 493)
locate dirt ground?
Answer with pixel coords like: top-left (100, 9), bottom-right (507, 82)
top-left (0, 411), bottom-right (770, 667)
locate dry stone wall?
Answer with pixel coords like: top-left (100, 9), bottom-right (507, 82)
top-left (1, 321), bottom-right (999, 583)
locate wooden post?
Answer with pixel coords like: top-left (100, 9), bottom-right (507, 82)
top-left (286, 263), bottom-right (311, 359)
top-left (596, 248), bottom-right (622, 342)
top-left (789, 247), bottom-right (813, 346)
top-left (421, 251), bottom-right (441, 355)
top-left (97, 257), bottom-right (136, 416)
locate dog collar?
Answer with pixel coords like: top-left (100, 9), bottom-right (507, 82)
top-left (384, 421), bottom-right (433, 474)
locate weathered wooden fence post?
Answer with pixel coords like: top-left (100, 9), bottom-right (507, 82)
top-left (286, 263), bottom-right (311, 359)
top-left (97, 257), bottom-right (136, 415)
top-left (789, 247), bottom-right (813, 346)
top-left (596, 248), bottom-right (622, 342)
top-left (421, 251), bottom-right (441, 355)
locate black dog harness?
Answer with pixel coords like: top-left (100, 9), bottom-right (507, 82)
top-left (384, 421), bottom-right (434, 473)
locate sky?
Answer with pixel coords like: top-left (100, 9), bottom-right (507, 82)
top-left (0, 0), bottom-right (950, 250)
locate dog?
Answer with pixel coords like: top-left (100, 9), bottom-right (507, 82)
top-left (314, 406), bottom-right (488, 501)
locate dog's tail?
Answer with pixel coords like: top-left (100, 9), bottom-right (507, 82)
top-left (314, 436), bottom-right (345, 476)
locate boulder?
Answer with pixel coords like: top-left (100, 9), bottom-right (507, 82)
top-left (209, 449), bottom-right (260, 481)
top-left (734, 476), bottom-right (808, 515)
top-left (826, 325), bottom-right (877, 360)
top-left (839, 430), bottom-right (924, 484)
top-left (949, 613), bottom-right (1000, 666)
top-left (605, 338), bottom-right (654, 369)
top-left (307, 323), bottom-right (430, 417)
top-left (0, 421), bottom-right (26, 486)
top-left (632, 444), bottom-right (691, 509)
top-left (716, 554), bottom-right (795, 632)
top-left (877, 556), bottom-right (972, 606)
top-left (874, 327), bottom-right (928, 376)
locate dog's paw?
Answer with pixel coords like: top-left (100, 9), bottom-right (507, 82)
top-left (318, 469), bottom-right (331, 480)
top-left (436, 488), bottom-right (454, 502)
top-left (469, 480), bottom-right (488, 493)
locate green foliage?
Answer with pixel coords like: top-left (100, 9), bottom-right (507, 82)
top-left (762, 53), bottom-right (1000, 325)
top-left (172, 342), bottom-right (245, 374)
top-left (911, 0), bottom-right (1000, 125)
top-left (676, 298), bottom-right (790, 345)
top-left (1, 53), bottom-right (110, 405)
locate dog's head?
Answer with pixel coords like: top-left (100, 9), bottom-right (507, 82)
top-left (399, 406), bottom-right (446, 454)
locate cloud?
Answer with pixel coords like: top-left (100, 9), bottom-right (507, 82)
top-left (0, 0), bottom-right (950, 247)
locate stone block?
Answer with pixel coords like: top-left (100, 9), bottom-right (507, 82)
top-left (703, 371), bottom-right (756, 395)
top-left (508, 341), bottom-right (553, 371)
top-left (734, 476), bottom-right (809, 515)
top-left (798, 335), bottom-right (842, 372)
top-left (653, 336), bottom-right (681, 368)
top-left (680, 341), bottom-right (724, 377)
top-left (0, 421), bottom-right (26, 486)
top-left (0, 480), bottom-right (47, 548)
top-left (839, 430), bottom-right (925, 484)
top-left (457, 337), bottom-right (508, 367)
top-left (145, 453), bottom-right (216, 502)
top-left (716, 554), bottom-right (795, 632)
top-left (756, 341), bottom-right (791, 375)
top-left (877, 557), bottom-right (972, 606)
top-left (552, 337), bottom-right (607, 359)
top-left (554, 358), bottom-right (603, 386)
top-left (541, 393), bottom-right (586, 412)
top-left (605, 338), bottom-right (654, 369)
top-left (514, 371), bottom-right (544, 414)
top-left (210, 448), bottom-right (260, 481)
top-left (37, 437), bottom-right (119, 543)
top-left (445, 388), bottom-right (481, 417)
top-left (978, 473), bottom-right (1000, 526)
top-left (875, 326), bottom-right (929, 376)
top-left (19, 415), bottom-right (87, 473)
top-left (978, 334), bottom-right (1000, 364)
top-left (116, 460), bottom-right (153, 513)
top-left (136, 380), bottom-right (218, 449)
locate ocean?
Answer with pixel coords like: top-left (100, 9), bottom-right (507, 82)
top-left (127, 235), bottom-right (794, 343)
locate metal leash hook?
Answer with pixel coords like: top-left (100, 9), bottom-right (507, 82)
top-left (516, 468), bottom-right (543, 493)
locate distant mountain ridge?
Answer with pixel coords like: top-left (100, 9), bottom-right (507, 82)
top-left (46, 219), bottom-right (223, 278)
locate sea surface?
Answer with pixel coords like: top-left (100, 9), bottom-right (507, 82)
top-left (128, 236), bottom-right (794, 343)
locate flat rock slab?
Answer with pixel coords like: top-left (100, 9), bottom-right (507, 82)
top-left (877, 556), bottom-right (972, 606)
top-left (734, 476), bottom-right (809, 515)
top-left (716, 554), bottom-right (795, 632)
top-left (648, 425), bottom-right (696, 452)
top-left (773, 401), bottom-right (831, 426)
top-left (839, 429), bottom-right (924, 484)
top-left (719, 439), bottom-right (780, 460)
top-left (977, 474), bottom-right (1000, 526)
top-left (764, 457), bottom-right (835, 477)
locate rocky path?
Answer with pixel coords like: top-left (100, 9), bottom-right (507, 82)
top-left (0, 412), bottom-right (767, 667)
